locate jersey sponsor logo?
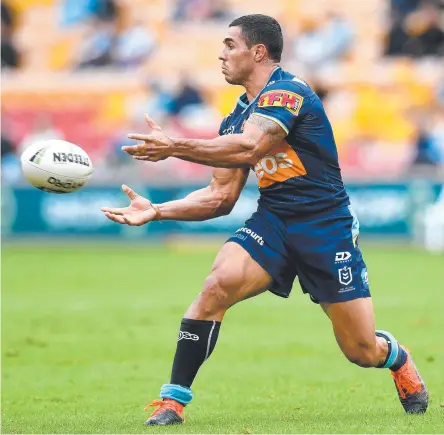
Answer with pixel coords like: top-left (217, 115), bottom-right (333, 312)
top-left (335, 251), bottom-right (351, 263)
top-left (178, 331), bottom-right (199, 341)
top-left (258, 90), bottom-right (304, 115)
top-left (253, 141), bottom-right (307, 188)
top-left (235, 227), bottom-right (264, 245)
top-left (338, 266), bottom-right (353, 286)
top-left (221, 125), bottom-right (235, 135)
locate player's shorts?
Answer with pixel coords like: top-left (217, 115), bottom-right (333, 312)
top-left (226, 205), bottom-right (370, 303)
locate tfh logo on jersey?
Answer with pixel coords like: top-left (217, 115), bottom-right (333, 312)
top-left (338, 266), bottom-right (353, 286)
top-left (258, 90), bottom-right (304, 115)
top-left (178, 331), bottom-right (199, 341)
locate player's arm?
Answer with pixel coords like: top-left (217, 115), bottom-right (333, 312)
top-left (101, 168), bottom-right (249, 226)
top-left (156, 167), bottom-right (248, 220)
top-left (125, 114), bottom-right (287, 168)
top-left (168, 114), bottom-right (287, 167)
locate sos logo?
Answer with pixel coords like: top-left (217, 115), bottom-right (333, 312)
top-left (253, 144), bottom-right (307, 188)
top-left (254, 153), bottom-right (293, 178)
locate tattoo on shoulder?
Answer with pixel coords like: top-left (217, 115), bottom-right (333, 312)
top-left (247, 114), bottom-right (286, 137)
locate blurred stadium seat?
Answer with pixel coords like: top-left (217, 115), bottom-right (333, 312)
top-left (2, 0), bottom-right (443, 182)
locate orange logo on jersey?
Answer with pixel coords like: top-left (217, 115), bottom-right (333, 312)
top-left (258, 90), bottom-right (304, 115)
top-left (254, 141), bottom-right (307, 188)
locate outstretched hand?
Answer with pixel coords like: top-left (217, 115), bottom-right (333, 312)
top-left (123, 114), bottom-right (174, 162)
top-left (101, 184), bottom-right (159, 226)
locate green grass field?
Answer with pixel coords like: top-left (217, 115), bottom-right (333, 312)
top-left (2, 244), bottom-right (443, 434)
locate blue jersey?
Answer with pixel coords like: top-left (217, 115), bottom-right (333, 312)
top-left (219, 67), bottom-right (350, 217)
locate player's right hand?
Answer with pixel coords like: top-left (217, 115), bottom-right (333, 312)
top-left (101, 185), bottom-right (159, 226)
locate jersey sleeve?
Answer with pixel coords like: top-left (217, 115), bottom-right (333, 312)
top-left (253, 81), bottom-right (308, 135)
top-left (218, 114), bottom-right (231, 136)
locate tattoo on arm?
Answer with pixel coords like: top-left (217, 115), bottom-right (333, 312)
top-left (247, 114), bottom-right (287, 142)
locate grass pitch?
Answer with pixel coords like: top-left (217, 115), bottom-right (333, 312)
top-left (2, 243), bottom-right (443, 434)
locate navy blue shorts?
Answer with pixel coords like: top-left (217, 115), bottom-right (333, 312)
top-left (227, 206), bottom-right (370, 303)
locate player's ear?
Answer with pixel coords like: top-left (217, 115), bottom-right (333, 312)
top-left (253, 44), bottom-right (267, 62)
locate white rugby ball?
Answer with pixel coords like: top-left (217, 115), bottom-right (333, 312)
top-left (21, 140), bottom-right (93, 194)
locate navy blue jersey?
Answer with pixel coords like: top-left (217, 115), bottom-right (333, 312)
top-left (219, 67), bottom-right (350, 216)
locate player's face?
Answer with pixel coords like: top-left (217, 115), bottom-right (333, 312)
top-left (219, 26), bottom-right (256, 85)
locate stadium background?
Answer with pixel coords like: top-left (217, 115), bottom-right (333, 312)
top-left (2, 0), bottom-right (444, 434)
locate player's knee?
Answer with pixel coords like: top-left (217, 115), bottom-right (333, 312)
top-left (343, 341), bottom-right (377, 368)
top-left (198, 273), bottom-right (232, 315)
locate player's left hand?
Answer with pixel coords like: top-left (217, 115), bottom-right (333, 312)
top-left (101, 184), bottom-right (159, 226)
top-left (124, 114), bottom-right (174, 162)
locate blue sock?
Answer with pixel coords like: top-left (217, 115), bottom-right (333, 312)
top-left (160, 383), bottom-right (193, 405)
top-left (375, 330), bottom-right (408, 370)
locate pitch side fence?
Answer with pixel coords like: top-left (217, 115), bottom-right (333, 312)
top-left (2, 181), bottom-right (442, 241)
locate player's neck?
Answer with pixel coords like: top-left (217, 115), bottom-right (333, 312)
top-left (243, 63), bottom-right (280, 102)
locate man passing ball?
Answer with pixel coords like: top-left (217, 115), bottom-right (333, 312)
top-left (101, 14), bottom-right (428, 426)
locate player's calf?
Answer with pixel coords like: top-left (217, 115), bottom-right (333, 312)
top-left (144, 242), bottom-right (272, 425)
top-left (341, 339), bottom-right (384, 368)
top-left (341, 332), bottom-right (428, 414)
top-left (324, 298), bottom-right (389, 368)
top-left (324, 299), bottom-right (428, 414)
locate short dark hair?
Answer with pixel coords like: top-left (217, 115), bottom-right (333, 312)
top-left (229, 14), bottom-right (283, 62)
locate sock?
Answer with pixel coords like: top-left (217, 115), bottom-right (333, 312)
top-left (160, 318), bottom-right (221, 405)
top-left (390, 346), bottom-right (408, 371)
top-left (375, 330), bottom-right (408, 371)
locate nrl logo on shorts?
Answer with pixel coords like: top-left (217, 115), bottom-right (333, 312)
top-left (338, 266), bottom-right (353, 286)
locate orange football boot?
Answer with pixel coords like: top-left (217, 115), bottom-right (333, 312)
top-left (390, 346), bottom-right (428, 414)
top-left (144, 399), bottom-right (184, 425)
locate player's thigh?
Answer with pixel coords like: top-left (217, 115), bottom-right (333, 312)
top-left (321, 298), bottom-right (378, 362)
top-left (185, 242), bottom-right (272, 319)
top-left (210, 241), bottom-right (272, 302)
top-left (186, 207), bottom-right (294, 319)
top-left (226, 207), bottom-right (296, 299)
top-left (289, 206), bottom-right (370, 304)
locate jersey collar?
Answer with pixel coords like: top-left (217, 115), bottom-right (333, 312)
top-left (237, 66), bottom-right (282, 114)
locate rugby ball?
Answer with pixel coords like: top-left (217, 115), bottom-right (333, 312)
top-left (21, 140), bottom-right (93, 194)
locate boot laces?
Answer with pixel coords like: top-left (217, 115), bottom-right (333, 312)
top-left (392, 359), bottom-right (422, 399)
top-left (144, 399), bottom-right (181, 417)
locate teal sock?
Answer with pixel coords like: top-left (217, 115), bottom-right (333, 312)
top-left (390, 346), bottom-right (408, 371)
top-left (160, 384), bottom-right (192, 405)
top-left (375, 330), bottom-right (408, 370)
